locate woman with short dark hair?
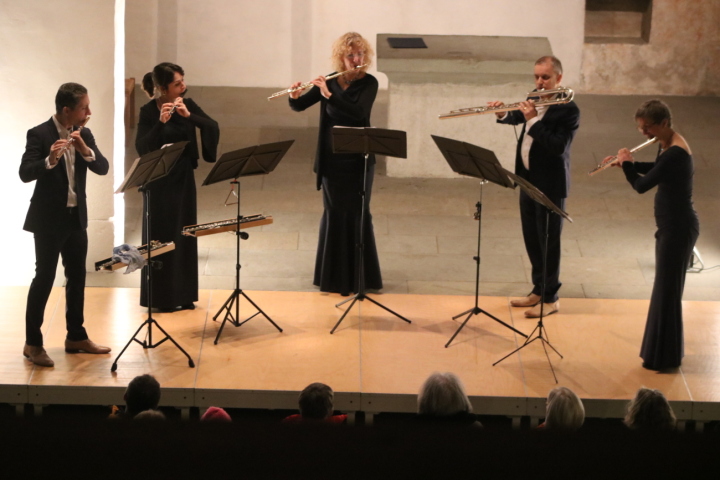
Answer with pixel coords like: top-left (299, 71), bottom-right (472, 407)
top-left (609, 99), bottom-right (699, 370)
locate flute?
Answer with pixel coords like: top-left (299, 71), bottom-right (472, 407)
top-left (267, 64), bottom-right (368, 101)
top-left (588, 137), bottom-right (659, 176)
top-left (56, 116), bottom-right (91, 159)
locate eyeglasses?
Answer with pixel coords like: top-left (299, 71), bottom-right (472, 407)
top-left (637, 122), bottom-right (655, 133)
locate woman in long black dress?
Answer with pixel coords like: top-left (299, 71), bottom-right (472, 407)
top-left (136, 62), bottom-right (219, 311)
top-left (610, 100), bottom-right (699, 370)
top-left (288, 32), bottom-right (381, 296)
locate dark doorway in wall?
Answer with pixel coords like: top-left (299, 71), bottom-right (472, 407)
top-left (585, 0), bottom-right (652, 44)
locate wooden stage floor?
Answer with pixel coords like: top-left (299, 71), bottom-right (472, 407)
top-left (2, 286), bottom-right (720, 423)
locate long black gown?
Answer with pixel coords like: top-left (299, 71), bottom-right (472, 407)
top-left (289, 74), bottom-right (382, 296)
top-left (622, 145), bottom-right (699, 369)
top-left (135, 98), bottom-right (219, 309)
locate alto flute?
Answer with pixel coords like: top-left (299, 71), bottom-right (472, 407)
top-left (56, 116), bottom-right (91, 159)
top-left (587, 137), bottom-right (659, 176)
top-left (267, 64), bottom-right (368, 101)
top-left (438, 87), bottom-right (574, 119)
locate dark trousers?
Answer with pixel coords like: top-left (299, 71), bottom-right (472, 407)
top-left (519, 189), bottom-right (565, 303)
top-left (25, 211), bottom-right (88, 346)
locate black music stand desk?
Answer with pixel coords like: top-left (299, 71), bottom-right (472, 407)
top-left (202, 140), bottom-right (294, 344)
top-left (112, 141), bottom-right (195, 372)
top-left (329, 127), bottom-right (412, 334)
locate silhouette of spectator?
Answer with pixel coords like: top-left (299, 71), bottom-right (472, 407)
top-left (416, 372), bottom-right (482, 427)
top-left (283, 382), bottom-right (347, 424)
top-left (624, 387), bottom-right (676, 431)
top-left (540, 386), bottom-right (585, 431)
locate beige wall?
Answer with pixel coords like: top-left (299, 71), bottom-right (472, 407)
top-left (0, 0), bottom-right (116, 286)
top-left (582, 0), bottom-right (720, 95)
top-left (126, 0), bottom-right (586, 89)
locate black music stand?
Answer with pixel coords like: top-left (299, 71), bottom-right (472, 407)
top-left (493, 171), bottom-right (572, 383)
top-left (431, 135), bottom-right (528, 347)
top-left (202, 140), bottom-right (294, 344)
top-left (111, 141), bottom-right (195, 372)
top-left (329, 127), bottom-right (412, 334)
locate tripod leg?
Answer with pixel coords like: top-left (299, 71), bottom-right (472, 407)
top-left (111, 319), bottom-right (151, 372)
top-left (452, 308), bottom-right (473, 321)
top-left (445, 310), bottom-right (474, 348)
top-left (151, 319), bottom-right (195, 368)
top-left (213, 290), bottom-right (237, 322)
top-left (540, 339), bottom-right (559, 384)
top-left (240, 290), bottom-right (282, 332)
top-left (331, 296), bottom-right (360, 334)
top-left (214, 294), bottom-right (238, 344)
top-left (493, 336), bottom-right (541, 366)
top-left (476, 308), bottom-right (528, 338)
top-left (335, 296), bottom-right (355, 308)
top-left (363, 296), bottom-right (411, 323)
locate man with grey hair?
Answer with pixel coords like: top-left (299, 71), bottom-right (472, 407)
top-left (490, 55), bottom-right (580, 319)
top-left (416, 372), bottom-right (482, 427)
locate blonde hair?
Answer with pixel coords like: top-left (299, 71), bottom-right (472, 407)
top-left (545, 387), bottom-right (585, 431)
top-left (331, 32), bottom-right (374, 73)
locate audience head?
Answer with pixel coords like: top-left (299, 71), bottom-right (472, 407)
top-left (124, 374), bottom-right (161, 417)
top-left (133, 409), bottom-right (166, 421)
top-left (544, 386), bottom-right (585, 431)
top-left (201, 406), bottom-right (232, 422)
top-left (417, 372), bottom-right (473, 417)
top-left (624, 387), bottom-right (676, 431)
top-left (142, 62), bottom-right (185, 98)
top-left (331, 32), bottom-right (374, 73)
top-left (298, 383), bottom-right (335, 420)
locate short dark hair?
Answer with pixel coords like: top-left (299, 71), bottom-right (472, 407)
top-left (635, 99), bottom-right (673, 128)
top-left (55, 83), bottom-right (88, 114)
top-left (142, 62), bottom-right (184, 98)
top-left (125, 374), bottom-right (161, 416)
top-left (535, 55), bottom-right (563, 76)
top-left (298, 383), bottom-right (334, 420)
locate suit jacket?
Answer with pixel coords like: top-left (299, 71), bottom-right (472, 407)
top-left (19, 117), bottom-right (109, 233)
top-left (499, 101), bottom-right (580, 199)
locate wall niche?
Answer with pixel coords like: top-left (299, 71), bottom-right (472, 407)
top-left (585, 0), bottom-right (652, 44)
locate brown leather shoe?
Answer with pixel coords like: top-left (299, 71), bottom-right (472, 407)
top-left (23, 344), bottom-right (54, 367)
top-left (524, 301), bottom-right (559, 318)
top-left (510, 293), bottom-right (541, 308)
top-left (65, 339), bottom-right (111, 354)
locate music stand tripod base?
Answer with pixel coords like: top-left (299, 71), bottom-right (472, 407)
top-left (200, 141), bottom-right (294, 343)
top-left (329, 127), bottom-right (413, 334)
top-left (112, 141), bottom-right (195, 372)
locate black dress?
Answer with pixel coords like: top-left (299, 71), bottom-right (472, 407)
top-left (289, 74), bottom-right (382, 295)
top-left (135, 98), bottom-right (219, 309)
top-left (622, 145), bottom-right (699, 369)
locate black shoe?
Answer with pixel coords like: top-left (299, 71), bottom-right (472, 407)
top-left (180, 303), bottom-right (196, 310)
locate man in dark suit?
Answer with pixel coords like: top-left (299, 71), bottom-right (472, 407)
top-left (19, 83), bottom-right (111, 367)
top-left (491, 56), bottom-right (580, 318)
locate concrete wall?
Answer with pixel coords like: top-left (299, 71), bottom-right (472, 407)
top-left (126, 0), bottom-right (586, 89)
top-left (0, 0), bottom-right (116, 286)
top-left (582, 0), bottom-right (720, 95)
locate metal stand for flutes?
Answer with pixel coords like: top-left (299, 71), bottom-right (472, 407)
top-left (493, 207), bottom-right (563, 383)
top-left (446, 182), bottom-right (528, 347)
top-left (213, 180), bottom-right (282, 344)
top-left (331, 153), bottom-right (412, 334)
top-left (111, 189), bottom-right (195, 372)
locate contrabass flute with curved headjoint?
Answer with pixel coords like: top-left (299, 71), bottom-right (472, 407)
top-left (438, 88), bottom-right (574, 119)
top-left (56, 115), bottom-right (91, 158)
top-left (587, 137), bottom-right (659, 176)
top-left (267, 64), bottom-right (368, 101)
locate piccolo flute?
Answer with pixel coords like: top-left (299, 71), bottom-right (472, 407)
top-left (56, 116), bottom-right (91, 158)
top-left (588, 137), bottom-right (659, 176)
top-left (267, 64), bottom-right (368, 101)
